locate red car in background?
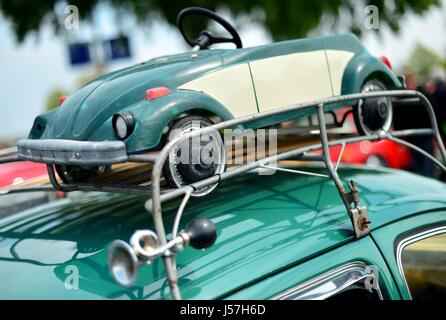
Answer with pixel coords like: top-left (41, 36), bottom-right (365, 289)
top-left (0, 148), bottom-right (56, 218)
top-left (328, 139), bottom-right (412, 168)
top-left (0, 147), bottom-right (49, 188)
top-left (326, 112), bottom-right (412, 169)
top-left (0, 161), bottom-right (48, 188)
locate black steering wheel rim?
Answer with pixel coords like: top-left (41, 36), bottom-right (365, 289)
top-left (177, 7), bottom-right (243, 49)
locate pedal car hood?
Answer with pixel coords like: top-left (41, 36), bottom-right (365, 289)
top-left (49, 51), bottom-right (223, 141)
top-left (0, 167), bottom-right (445, 299)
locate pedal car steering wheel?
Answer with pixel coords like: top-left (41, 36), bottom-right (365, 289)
top-left (177, 7), bottom-right (243, 50)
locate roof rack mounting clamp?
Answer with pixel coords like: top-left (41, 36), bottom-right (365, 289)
top-left (347, 180), bottom-right (370, 238)
top-left (350, 206), bottom-right (370, 239)
top-left (317, 103), bottom-right (370, 239)
top-left (347, 180), bottom-right (360, 206)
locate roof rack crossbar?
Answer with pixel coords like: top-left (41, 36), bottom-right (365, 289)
top-left (0, 146), bottom-right (18, 157)
top-left (387, 135), bottom-right (446, 172)
top-left (259, 165), bottom-right (330, 178)
top-left (0, 185), bottom-right (55, 195)
top-left (145, 127), bottom-right (439, 209)
top-left (335, 142), bottom-right (346, 172)
top-left (0, 155), bottom-right (23, 164)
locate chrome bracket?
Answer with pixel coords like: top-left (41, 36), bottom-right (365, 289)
top-left (316, 104), bottom-right (371, 239)
top-left (346, 180), bottom-right (360, 206)
top-left (347, 181), bottom-right (370, 238)
top-left (350, 206), bottom-right (370, 239)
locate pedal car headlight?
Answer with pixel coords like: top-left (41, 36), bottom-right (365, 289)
top-left (112, 112), bottom-right (135, 140)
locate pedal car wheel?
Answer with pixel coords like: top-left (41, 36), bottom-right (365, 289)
top-left (55, 165), bottom-right (110, 184)
top-left (354, 79), bottom-right (393, 136)
top-left (162, 116), bottom-right (226, 197)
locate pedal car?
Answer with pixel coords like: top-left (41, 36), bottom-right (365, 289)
top-left (16, 7), bottom-right (402, 195)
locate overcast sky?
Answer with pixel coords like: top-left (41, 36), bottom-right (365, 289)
top-left (0, 1), bottom-right (445, 142)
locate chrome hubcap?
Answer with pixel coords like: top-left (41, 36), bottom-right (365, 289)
top-left (167, 121), bottom-right (226, 197)
top-left (358, 81), bottom-right (393, 135)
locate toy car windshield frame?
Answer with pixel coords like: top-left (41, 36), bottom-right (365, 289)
top-left (1, 89), bottom-right (446, 300)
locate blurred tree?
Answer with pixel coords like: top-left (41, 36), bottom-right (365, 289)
top-left (76, 65), bottom-right (107, 86)
top-left (45, 88), bottom-right (68, 111)
top-left (403, 43), bottom-right (446, 81)
top-left (0, 0), bottom-right (441, 43)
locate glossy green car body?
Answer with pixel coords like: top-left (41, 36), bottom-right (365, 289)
top-left (0, 165), bottom-right (444, 299)
top-left (28, 33), bottom-right (401, 154)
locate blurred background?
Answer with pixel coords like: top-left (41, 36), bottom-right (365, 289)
top-left (0, 0), bottom-right (445, 205)
top-left (1, 0), bottom-right (445, 143)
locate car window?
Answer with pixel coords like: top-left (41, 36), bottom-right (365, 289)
top-left (274, 262), bottom-right (383, 300)
top-left (400, 232), bottom-right (446, 300)
top-left (327, 287), bottom-right (381, 301)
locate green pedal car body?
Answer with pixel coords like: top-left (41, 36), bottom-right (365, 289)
top-left (17, 7), bottom-right (401, 191)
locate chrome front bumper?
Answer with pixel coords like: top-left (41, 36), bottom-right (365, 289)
top-left (17, 139), bottom-right (128, 165)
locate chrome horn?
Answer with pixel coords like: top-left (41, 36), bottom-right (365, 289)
top-left (108, 230), bottom-right (159, 287)
top-left (108, 218), bottom-right (217, 287)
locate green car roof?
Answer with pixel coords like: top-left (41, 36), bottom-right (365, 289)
top-left (0, 165), bottom-right (445, 299)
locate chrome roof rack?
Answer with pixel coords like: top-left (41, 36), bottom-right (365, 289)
top-left (1, 90), bottom-right (445, 299)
